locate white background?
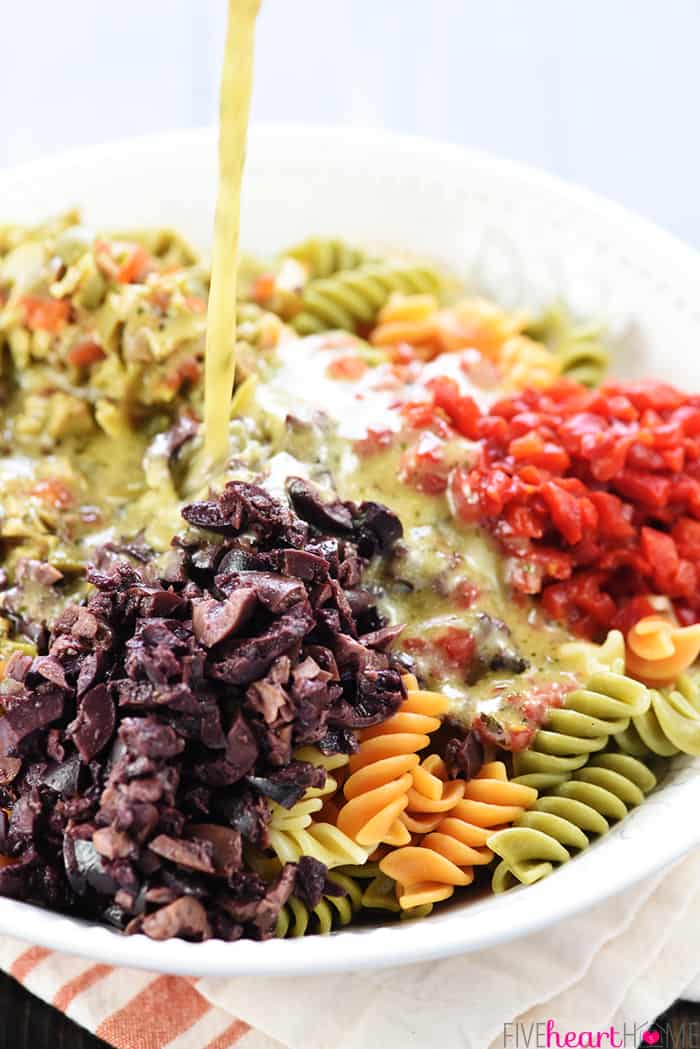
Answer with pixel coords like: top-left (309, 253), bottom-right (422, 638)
top-left (1, 1), bottom-right (697, 245)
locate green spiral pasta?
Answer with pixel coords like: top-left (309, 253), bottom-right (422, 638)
top-left (556, 337), bottom-right (609, 388)
top-left (336, 863), bottom-right (433, 920)
top-left (489, 752), bottom-right (657, 891)
top-left (615, 674), bottom-right (700, 757)
top-left (513, 632), bottom-right (650, 790)
top-left (291, 262), bottom-right (443, 336)
top-left (525, 302), bottom-right (609, 388)
top-left (338, 863), bottom-right (398, 913)
top-left (284, 237), bottom-right (367, 280)
top-left (276, 872), bottom-right (364, 937)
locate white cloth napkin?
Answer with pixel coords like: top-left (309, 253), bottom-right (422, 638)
top-left (199, 847), bottom-right (700, 1049)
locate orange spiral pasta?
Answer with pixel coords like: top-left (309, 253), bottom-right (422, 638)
top-left (369, 294), bottom-right (443, 356)
top-left (379, 761), bottom-right (538, 909)
top-left (335, 674), bottom-right (449, 848)
top-left (369, 293), bottom-right (526, 357)
top-left (400, 754), bottom-right (465, 834)
top-left (368, 293), bottom-right (558, 390)
top-left (626, 615), bottom-right (700, 686)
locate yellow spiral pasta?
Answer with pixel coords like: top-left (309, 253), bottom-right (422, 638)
top-left (335, 674), bottom-right (449, 848)
top-left (267, 808), bottom-right (370, 869)
top-left (379, 761), bottom-right (538, 909)
top-left (499, 335), bottom-right (562, 391)
top-left (268, 747), bottom-right (368, 868)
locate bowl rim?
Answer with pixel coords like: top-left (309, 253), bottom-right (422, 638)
top-left (0, 122), bottom-right (699, 976)
top-left (4, 121), bottom-right (700, 269)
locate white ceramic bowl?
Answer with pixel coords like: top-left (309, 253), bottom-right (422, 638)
top-left (1, 125), bottom-right (699, 976)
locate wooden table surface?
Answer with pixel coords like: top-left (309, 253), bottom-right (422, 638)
top-left (0, 974), bottom-right (695, 1049)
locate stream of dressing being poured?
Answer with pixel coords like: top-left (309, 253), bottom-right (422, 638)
top-left (203, 0), bottom-right (261, 467)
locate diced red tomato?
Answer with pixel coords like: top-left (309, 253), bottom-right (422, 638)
top-left (66, 338), bottom-right (106, 367)
top-left (472, 714), bottom-right (536, 753)
top-left (508, 432), bottom-right (570, 473)
top-left (116, 245), bottom-right (152, 284)
top-left (434, 627), bottom-right (476, 669)
top-left (430, 378), bottom-right (700, 637)
top-left (448, 464), bottom-right (480, 523)
top-left (614, 470), bottom-right (671, 510)
top-left (251, 272), bottom-right (277, 304)
top-left (326, 355), bottom-right (368, 381)
top-left (29, 478), bottom-right (74, 510)
top-left (452, 578), bottom-right (480, 608)
top-left (166, 356), bottom-right (202, 391)
top-left (354, 428), bottom-right (394, 457)
top-left (21, 296), bottom-right (70, 333)
top-left (588, 491), bottom-right (634, 540)
top-left (399, 431), bottom-right (453, 495)
top-left (520, 684), bottom-right (570, 725)
top-left (400, 399), bottom-right (439, 430)
top-left (424, 376), bottom-right (481, 439)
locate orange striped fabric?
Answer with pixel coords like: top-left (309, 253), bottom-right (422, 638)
top-left (52, 963), bottom-right (111, 1011)
top-left (0, 936), bottom-right (263, 1049)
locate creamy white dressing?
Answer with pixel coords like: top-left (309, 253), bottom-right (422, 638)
top-left (258, 336), bottom-right (400, 439)
top-left (0, 456), bottom-right (37, 483)
top-left (259, 336), bottom-right (504, 441)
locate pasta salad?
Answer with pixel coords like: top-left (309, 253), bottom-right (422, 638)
top-left (0, 216), bottom-right (695, 942)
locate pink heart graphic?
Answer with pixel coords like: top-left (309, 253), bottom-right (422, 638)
top-left (643, 1031), bottom-right (660, 1045)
